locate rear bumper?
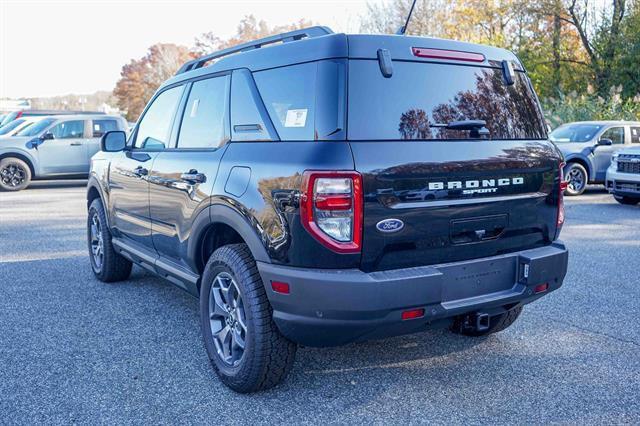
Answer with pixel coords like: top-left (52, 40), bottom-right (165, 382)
top-left (258, 242), bottom-right (569, 347)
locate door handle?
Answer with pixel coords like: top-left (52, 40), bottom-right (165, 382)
top-left (133, 166), bottom-right (148, 177)
top-left (180, 169), bottom-right (206, 183)
top-left (70, 142), bottom-right (82, 146)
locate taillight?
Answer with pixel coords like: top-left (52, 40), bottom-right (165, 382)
top-left (412, 47), bottom-right (486, 63)
top-left (556, 162), bottom-right (567, 236)
top-left (300, 171), bottom-right (363, 254)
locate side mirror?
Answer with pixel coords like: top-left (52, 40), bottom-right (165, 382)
top-left (101, 131), bottom-right (127, 152)
top-left (41, 132), bottom-right (54, 141)
top-left (597, 138), bottom-right (613, 146)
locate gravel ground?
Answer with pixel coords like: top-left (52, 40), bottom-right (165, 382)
top-left (0, 181), bottom-right (639, 424)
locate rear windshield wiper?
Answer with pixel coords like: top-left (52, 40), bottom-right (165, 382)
top-left (431, 120), bottom-right (490, 139)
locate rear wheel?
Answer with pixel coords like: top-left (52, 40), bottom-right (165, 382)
top-left (87, 198), bottom-right (132, 282)
top-left (0, 157), bottom-right (31, 191)
top-left (614, 195), bottom-right (640, 205)
top-left (450, 306), bottom-right (523, 337)
top-left (200, 243), bottom-right (297, 393)
top-left (564, 162), bottom-right (588, 196)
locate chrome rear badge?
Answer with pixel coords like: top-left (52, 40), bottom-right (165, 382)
top-left (376, 218), bottom-right (404, 233)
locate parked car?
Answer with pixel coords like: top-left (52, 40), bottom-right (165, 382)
top-left (606, 143), bottom-right (640, 205)
top-left (87, 27), bottom-right (568, 392)
top-left (550, 121), bottom-right (640, 195)
top-left (0, 114), bottom-right (127, 191)
top-left (0, 109), bottom-right (105, 128)
top-left (0, 116), bottom-right (42, 137)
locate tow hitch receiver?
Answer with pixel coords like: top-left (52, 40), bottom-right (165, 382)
top-left (476, 313), bottom-right (490, 332)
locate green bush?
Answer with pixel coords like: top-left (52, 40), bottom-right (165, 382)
top-left (542, 86), bottom-right (640, 129)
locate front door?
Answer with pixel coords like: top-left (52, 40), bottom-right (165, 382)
top-left (149, 75), bottom-right (230, 270)
top-left (37, 119), bottom-right (88, 175)
top-left (594, 126), bottom-right (626, 180)
top-left (108, 84), bottom-right (185, 249)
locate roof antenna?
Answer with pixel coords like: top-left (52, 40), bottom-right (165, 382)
top-left (396, 0), bottom-right (418, 35)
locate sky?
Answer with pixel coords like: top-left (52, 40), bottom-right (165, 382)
top-left (0, 0), bottom-right (376, 99)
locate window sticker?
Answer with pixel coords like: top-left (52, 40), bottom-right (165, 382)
top-left (94, 124), bottom-right (100, 131)
top-left (284, 109), bottom-right (308, 127)
top-left (190, 99), bottom-right (200, 118)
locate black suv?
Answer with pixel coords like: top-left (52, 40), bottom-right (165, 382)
top-left (87, 27), bottom-right (569, 392)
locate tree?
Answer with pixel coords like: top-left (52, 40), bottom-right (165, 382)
top-left (113, 43), bottom-right (195, 121)
top-left (194, 15), bottom-right (314, 55)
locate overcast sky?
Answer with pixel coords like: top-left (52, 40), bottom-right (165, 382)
top-left (0, 0), bottom-right (375, 98)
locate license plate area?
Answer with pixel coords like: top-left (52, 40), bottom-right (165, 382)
top-left (440, 257), bottom-right (516, 302)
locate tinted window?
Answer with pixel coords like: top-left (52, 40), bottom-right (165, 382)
top-left (93, 119), bottom-right (119, 137)
top-left (0, 118), bottom-right (26, 135)
top-left (254, 62), bottom-right (316, 141)
top-left (135, 85), bottom-right (183, 149)
top-left (550, 124), bottom-right (603, 143)
top-left (177, 76), bottom-right (229, 149)
top-left (17, 118), bottom-right (55, 136)
top-left (231, 69), bottom-right (270, 141)
top-left (348, 60), bottom-right (547, 140)
top-left (631, 127), bottom-right (640, 143)
top-left (601, 127), bottom-right (624, 144)
top-left (51, 120), bottom-right (85, 139)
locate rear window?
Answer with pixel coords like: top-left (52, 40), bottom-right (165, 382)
top-left (348, 60), bottom-right (547, 140)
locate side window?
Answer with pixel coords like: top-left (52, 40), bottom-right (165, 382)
top-left (631, 127), bottom-right (640, 143)
top-left (50, 120), bottom-right (85, 139)
top-left (92, 119), bottom-right (119, 137)
top-left (601, 127), bottom-right (625, 144)
top-left (135, 85), bottom-right (183, 149)
top-left (177, 76), bottom-right (229, 149)
top-left (253, 62), bottom-right (316, 141)
top-left (231, 69), bottom-right (270, 141)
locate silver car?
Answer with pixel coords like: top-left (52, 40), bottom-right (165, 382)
top-left (0, 114), bottom-right (127, 191)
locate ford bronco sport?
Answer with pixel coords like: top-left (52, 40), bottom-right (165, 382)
top-left (87, 27), bottom-right (569, 393)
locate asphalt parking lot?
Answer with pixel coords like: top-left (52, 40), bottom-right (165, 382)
top-left (1, 181), bottom-right (639, 424)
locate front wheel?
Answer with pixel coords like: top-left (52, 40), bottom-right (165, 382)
top-left (0, 157), bottom-right (31, 191)
top-left (564, 162), bottom-right (588, 196)
top-left (614, 195), bottom-right (640, 205)
top-left (87, 199), bottom-right (132, 282)
top-left (200, 244), bottom-right (297, 393)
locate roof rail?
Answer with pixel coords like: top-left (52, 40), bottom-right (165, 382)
top-left (175, 26), bottom-right (334, 75)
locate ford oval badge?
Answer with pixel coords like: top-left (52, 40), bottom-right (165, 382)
top-left (376, 218), bottom-right (404, 233)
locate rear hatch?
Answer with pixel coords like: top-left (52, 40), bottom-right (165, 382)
top-left (346, 35), bottom-right (563, 272)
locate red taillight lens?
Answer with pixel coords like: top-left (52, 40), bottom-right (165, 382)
top-left (300, 171), bottom-right (363, 254)
top-left (557, 162), bottom-right (566, 232)
top-left (412, 47), bottom-right (486, 63)
top-left (534, 283), bottom-right (549, 294)
top-left (271, 281), bottom-right (290, 294)
top-left (401, 308), bottom-right (425, 320)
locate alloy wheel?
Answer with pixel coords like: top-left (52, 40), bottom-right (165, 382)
top-left (209, 272), bottom-right (247, 366)
top-left (567, 167), bottom-right (585, 193)
top-left (90, 213), bottom-right (104, 270)
top-left (0, 164), bottom-right (26, 188)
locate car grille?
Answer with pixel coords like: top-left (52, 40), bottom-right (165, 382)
top-left (614, 181), bottom-right (640, 193)
top-left (617, 154), bottom-right (640, 174)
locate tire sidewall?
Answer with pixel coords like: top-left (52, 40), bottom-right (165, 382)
top-left (200, 258), bottom-right (254, 383)
top-left (565, 163), bottom-right (587, 196)
top-left (0, 157), bottom-right (32, 191)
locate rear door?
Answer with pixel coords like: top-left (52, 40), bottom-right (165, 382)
top-left (594, 126), bottom-right (625, 180)
top-left (347, 57), bottom-right (562, 272)
top-left (88, 118), bottom-right (120, 161)
top-left (148, 75), bottom-right (230, 270)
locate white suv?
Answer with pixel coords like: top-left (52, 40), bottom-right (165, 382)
top-left (606, 141), bottom-right (640, 205)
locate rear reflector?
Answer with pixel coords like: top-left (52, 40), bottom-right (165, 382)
top-left (412, 47), bottom-right (486, 63)
top-left (271, 281), bottom-right (290, 294)
top-left (534, 283), bottom-right (549, 294)
top-left (401, 308), bottom-right (425, 320)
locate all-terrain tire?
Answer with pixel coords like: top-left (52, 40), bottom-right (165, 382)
top-left (200, 243), bottom-right (297, 393)
top-left (87, 198), bottom-right (132, 282)
top-left (0, 157), bottom-right (32, 191)
top-left (451, 306), bottom-right (523, 337)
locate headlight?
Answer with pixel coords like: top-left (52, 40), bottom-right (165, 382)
top-left (612, 153), bottom-right (619, 162)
